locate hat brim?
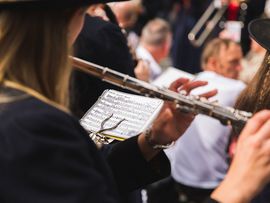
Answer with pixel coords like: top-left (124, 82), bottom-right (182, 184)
top-left (0, 0), bottom-right (129, 8)
top-left (248, 18), bottom-right (270, 52)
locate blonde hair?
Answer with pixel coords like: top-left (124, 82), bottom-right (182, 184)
top-left (0, 8), bottom-right (77, 108)
top-left (201, 38), bottom-right (235, 70)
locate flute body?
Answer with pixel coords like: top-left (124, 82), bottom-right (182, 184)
top-left (72, 57), bottom-right (252, 134)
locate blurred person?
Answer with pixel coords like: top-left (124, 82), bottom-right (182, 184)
top-left (87, 3), bottom-right (111, 21)
top-left (147, 38), bottom-right (245, 203)
top-left (171, 0), bottom-right (261, 73)
top-left (136, 18), bottom-right (172, 81)
top-left (132, 0), bottom-right (177, 36)
top-left (239, 38), bottom-right (266, 84)
top-left (108, 0), bottom-right (143, 49)
top-left (213, 0), bottom-right (267, 56)
top-left (171, 0), bottom-right (212, 74)
top-left (232, 18), bottom-right (270, 203)
top-left (169, 38), bottom-right (245, 202)
top-left (109, 0), bottom-right (142, 29)
top-left (200, 38), bottom-right (243, 79)
top-left (71, 4), bottom-right (150, 118)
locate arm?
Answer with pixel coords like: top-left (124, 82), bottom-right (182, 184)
top-left (107, 78), bottom-right (217, 192)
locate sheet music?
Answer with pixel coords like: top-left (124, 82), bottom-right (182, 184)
top-left (152, 67), bottom-right (195, 88)
top-left (80, 89), bottom-right (164, 139)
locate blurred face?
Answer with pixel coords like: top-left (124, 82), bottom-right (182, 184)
top-left (215, 42), bottom-right (243, 79)
top-left (87, 4), bottom-right (109, 21)
top-left (250, 38), bottom-right (266, 53)
top-left (68, 8), bottom-right (88, 45)
top-left (110, 2), bottom-right (140, 29)
top-left (161, 33), bottom-right (172, 59)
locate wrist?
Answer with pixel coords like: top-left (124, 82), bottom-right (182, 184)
top-left (211, 178), bottom-right (252, 203)
top-left (144, 128), bottom-right (175, 150)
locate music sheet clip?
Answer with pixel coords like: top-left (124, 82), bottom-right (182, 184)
top-left (89, 113), bottom-right (126, 145)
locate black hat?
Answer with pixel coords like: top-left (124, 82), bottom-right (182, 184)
top-left (249, 18), bottom-right (270, 52)
top-left (0, 0), bottom-right (129, 9)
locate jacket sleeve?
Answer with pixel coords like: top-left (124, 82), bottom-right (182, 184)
top-left (0, 108), bottom-right (120, 203)
top-left (106, 136), bottom-right (171, 193)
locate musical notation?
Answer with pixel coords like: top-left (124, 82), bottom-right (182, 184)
top-left (80, 90), bottom-right (164, 139)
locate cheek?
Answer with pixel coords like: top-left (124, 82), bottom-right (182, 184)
top-left (226, 67), bottom-right (235, 74)
top-left (68, 14), bottom-right (85, 45)
top-left (227, 67), bottom-right (239, 79)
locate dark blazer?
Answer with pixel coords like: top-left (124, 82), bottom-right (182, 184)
top-left (0, 88), bottom-right (170, 203)
top-left (170, 0), bottom-right (211, 74)
top-left (70, 15), bottom-right (136, 118)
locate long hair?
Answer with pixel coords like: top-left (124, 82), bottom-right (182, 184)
top-left (0, 8), bottom-right (78, 108)
top-left (235, 51), bottom-right (270, 113)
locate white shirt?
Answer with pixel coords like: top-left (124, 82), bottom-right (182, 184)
top-left (239, 51), bottom-right (265, 83)
top-left (166, 71), bottom-right (246, 189)
top-left (136, 45), bottom-right (162, 81)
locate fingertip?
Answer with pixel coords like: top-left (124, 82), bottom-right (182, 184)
top-left (196, 80), bottom-right (208, 85)
top-left (213, 89), bottom-right (218, 93)
top-left (169, 77), bottom-right (190, 89)
top-left (178, 77), bottom-right (190, 83)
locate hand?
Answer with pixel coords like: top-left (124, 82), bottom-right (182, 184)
top-left (134, 59), bottom-right (150, 82)
top-left (150, 78), bottom-right (217, 145)
top-left (211, 110), bottom-right (270, 203)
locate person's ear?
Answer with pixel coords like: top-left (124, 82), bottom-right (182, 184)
top-left (207, 56), bottom-right (217, 69)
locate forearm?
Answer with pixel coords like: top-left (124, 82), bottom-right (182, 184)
top-left (137, 132), bottom-right (162, 161)
top-left (107, 136), bottom-right (170, 193)
top-left (210, 178), bottom-right (251, 203)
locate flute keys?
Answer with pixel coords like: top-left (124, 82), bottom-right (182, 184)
top-left (178, 90), bottom-right (188, 96)
top-left (199, 97), bottom-right (208, 102)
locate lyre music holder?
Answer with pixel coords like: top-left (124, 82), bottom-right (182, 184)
top-left (89, 113), bottom-right (126, 145)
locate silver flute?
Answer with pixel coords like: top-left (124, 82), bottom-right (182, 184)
top-left (72, 56), bottom-right (252, 134)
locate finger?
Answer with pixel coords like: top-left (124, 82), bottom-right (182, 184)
top-left (262, 139), bottom-right (270, 156)
top-left (240, 110), bottom-right (270, 139)
top-left (255, 119), bottom-right (270, 142)
top-left (199, 89), bottom-right (218, 99)
top-left (179, 80), bottom-right (208, 94)
top-left (169, 78), bottom-right (190, 92)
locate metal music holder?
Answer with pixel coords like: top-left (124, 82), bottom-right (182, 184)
top-left (89, 113), bottom-right (126, 145)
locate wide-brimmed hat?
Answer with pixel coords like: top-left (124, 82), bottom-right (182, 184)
top-left (0, 0), bottom-right (129, 8)
top-left (249, 18), bottom-right (270, 52)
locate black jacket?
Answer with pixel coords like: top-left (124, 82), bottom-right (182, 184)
top-left (71, 15), bottom-right (136, 118)
top-left (0, 88), bottom-right (170, 202)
